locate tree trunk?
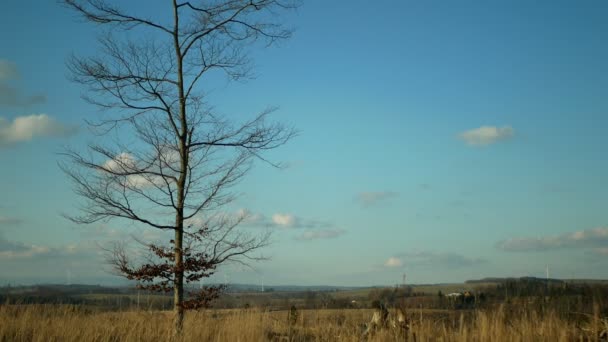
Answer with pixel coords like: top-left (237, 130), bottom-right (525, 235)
top-left (173, 219), bottom-right (184, 335)
top-left (173, 141), bottom-right (187, 335)
top-left (172, 0), bottom-right (186, 335)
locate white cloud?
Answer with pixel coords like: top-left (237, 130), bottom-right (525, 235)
top-left (102, 152), bottom-right (136, 172)
top-left (0, 60), bottom-right (19, 80)
top-left (0, 114), bottom-right (76, 147)
top-left (272, 213), bottom-right (297, 227)
top-left (355, 191), bottom-right (398, 207)
top-left (102, 152), bottom-right (166, 188)
top-left (296, 229), bottom-right (345, 241)
top-left (496, 227), bottom-right (608, 252)
top-left (384, 256), bottom-right (403, 268)
top-left (459, 125), bottom-right (514, 146)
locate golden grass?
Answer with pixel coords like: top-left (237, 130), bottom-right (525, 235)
top-left (0, 304), bottom-right (604, 341)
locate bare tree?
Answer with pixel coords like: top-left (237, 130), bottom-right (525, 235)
top-left (60, 0), bottom-right (298, 334)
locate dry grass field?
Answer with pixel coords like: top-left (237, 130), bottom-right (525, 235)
top-left (1, 304), bottom-right (607, 342)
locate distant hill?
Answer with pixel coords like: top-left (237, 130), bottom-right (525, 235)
top-left (1, 283), bottom-right (370, 296)
top-left (466, 277), bottom-right (563, 284)
top-left (0, 284), bottom-right (122, 295)
top-left (218, 284), bottom-right (369, 293)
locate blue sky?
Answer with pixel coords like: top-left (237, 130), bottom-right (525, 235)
top-left (1, 0), bottom-right (607, 286)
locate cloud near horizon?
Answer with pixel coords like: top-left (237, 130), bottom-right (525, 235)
top-left (384, 251), bottom-right (486, 269)
top-left (0, 234), bottom-right (91, 260)
top-left (0, 114), bottom-right (77, 147)
top-left (459, 125), bottom-right (514, 146)
top-left (0, 233), bottom-right (113, 283)
top-left (355, 191), bottom-right (398, 207)
top-left (496, 227), bottom-right (608, 255)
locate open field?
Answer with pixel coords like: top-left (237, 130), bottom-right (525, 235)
top-left (1, 304), bottom-right (607, 341)
top-left (2, 279), bottom-right (608, 341)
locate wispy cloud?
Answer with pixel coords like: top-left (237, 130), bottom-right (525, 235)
top-left (236, 209), bottom-right (267, 226)
top-left (355, 191), bottom-right (398, 207)
top-left (459, 125), bottom-right (514, 146)
top-left (186, 209), bottom-right (345, 241)
top-left (81, 224), bottom-right (166, 243)
top-left (418, 183), bottom-right (432, 191)
top-left (0, 60), bottom-right (19, 81)
top-left (592, 248), bottom-right (608, 256)
top-left (259, 212), bottom-right (345, 241)
top-left (282, 160), bottom-right (305, 169)
top-left (496, 227), bottom-right (608, 252)
top-left (0, 85), bottom-right (47, 107)
top-left (0, 216), bottom-right (22, 226)
top-left (269, 213), bottom-right (332, 229)
top-left (0, 233), bottom-right (113, 284)
top-left (384, 251), bottom-right (485, 269)
top-left (0, 114), bottom-right (77, 147)
top-left (0, 234), bottom-right (90, 260)
top-left (216, 210), bottom-right (331, 230)
top-left (295, 229), bottom-right (346, 241)
top-left (0, 59), bottom-right (47, 107)
top-left (185, 209), bottom-right (266, 231)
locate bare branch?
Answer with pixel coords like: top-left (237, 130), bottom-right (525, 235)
top-left (62, 0), bottom-right (298, 325)
top-left (63, 0), bottom-right (173, 34)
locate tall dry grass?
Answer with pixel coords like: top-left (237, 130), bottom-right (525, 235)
top-left (0, 304), bottom-right (604, 341)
